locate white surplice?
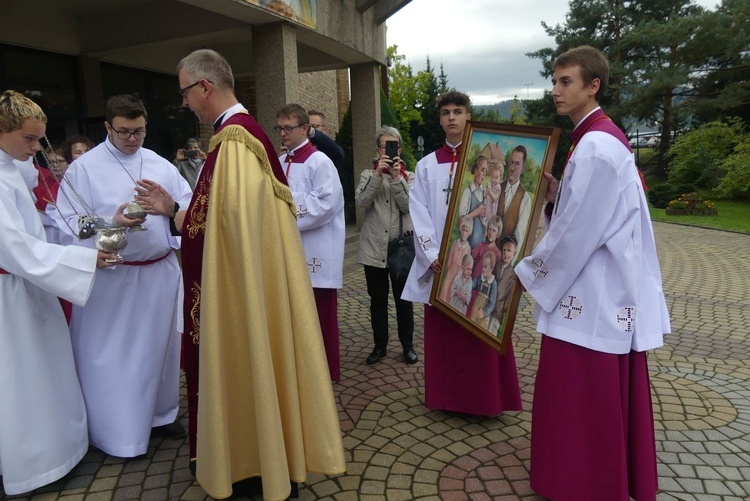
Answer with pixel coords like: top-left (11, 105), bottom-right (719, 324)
top-left (402, 144), bottom-right (460, 304)
top-left (515, 128), bottom-right (670, 354)
top-left (0, 150), bottom-right (97, 495)
top-left (50, 139), bottom-right (193, 457)
top-left (280, 140), bottom-right (345, 289)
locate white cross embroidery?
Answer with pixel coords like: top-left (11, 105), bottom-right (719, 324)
top-left (418, 235), bottom-right (432, 252)
top-left (559, 295), bottom-right (583, 320)
top-left (532, 258), bottom-right (548, 278)
top-left (307, 258), bottom-right (322, 274)
top-left (297, 205), bottom-right (308, 218)
top-left (617, 307), bottom-right (636, 332)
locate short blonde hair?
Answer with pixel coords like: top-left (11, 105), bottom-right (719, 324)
top-left (0, 90), bottom-right (47, 133)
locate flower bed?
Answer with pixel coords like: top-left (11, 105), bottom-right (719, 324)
top-left (666, 193), bottom-right (718, 216)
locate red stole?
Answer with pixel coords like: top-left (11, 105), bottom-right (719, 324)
top-left (180, 111), bottom-right (289, 458)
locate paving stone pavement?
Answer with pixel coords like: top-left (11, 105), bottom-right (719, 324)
top-left (2, 221), bottom-right (749, 501)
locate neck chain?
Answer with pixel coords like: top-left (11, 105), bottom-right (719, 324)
top-left (105, 141), bottom-right (143, 186)
top-left (38, 137), bottom-right (101, 238)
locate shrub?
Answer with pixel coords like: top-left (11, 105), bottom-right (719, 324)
top-left (667, 118), bottom-right (745, 191)
top-left (647, 182), bottom-right (695, 208)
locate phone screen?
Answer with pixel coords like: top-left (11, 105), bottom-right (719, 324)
top-left (385, 140), bottom-right (399, 160)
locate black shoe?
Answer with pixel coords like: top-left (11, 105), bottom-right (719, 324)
top-left (152, 421), bottom-right (186, 439)
top-left (404, 348), bottom-right (418, 364)
top-left (366, 347), bottom-right (387, 365)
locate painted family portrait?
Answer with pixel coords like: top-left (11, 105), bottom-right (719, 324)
top-left (431, 121), bottom-right (560, 352)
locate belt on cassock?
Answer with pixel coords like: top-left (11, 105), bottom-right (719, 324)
top-left (122, 250), bottom-right (173, 266)
top-left (0, 268), bottom-right (9, 275)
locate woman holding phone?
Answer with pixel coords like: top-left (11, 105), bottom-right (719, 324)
top-left (172, 138), bottom-right (206, 189)
top-left (355, 126), bottom-right (417, 366)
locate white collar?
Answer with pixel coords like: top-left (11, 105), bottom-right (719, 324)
top-left (215, 102), bottom-right (247, 128)
top-left (573, 106), bottom-right (602, 130)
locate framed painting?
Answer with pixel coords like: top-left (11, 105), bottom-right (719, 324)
top-left (430, 121), bottom-right (560, 353)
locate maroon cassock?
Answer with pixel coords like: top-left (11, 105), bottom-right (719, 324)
top-left (180, 112), bottom-right (289, 459)
top-left (424, 305), bottom-right (522, 416)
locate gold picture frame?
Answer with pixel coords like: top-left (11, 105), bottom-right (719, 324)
top-left (430, 121), bottom-right (561, 353)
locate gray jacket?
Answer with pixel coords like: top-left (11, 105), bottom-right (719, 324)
top-left (355, 166), bottom-right (414, 268)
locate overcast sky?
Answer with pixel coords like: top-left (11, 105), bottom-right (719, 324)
top-left (386, 0), bottom-right (720, 105)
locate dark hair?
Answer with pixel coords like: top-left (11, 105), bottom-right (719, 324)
top-left (499, 235), bottom-right (518, 248)
top-left (553, 45), bottom-right (609, 102)
top-left (61, 135), bottom-right (95, 163)
top-left (105, 94), bottom-right (147, 124)
top-left (436, 90), bottom-right (471, 109)
top-left (511, 145), bottom-right (527, 164)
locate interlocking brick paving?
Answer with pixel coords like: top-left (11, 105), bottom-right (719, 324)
top-left (2, 222), bottom-right (749, 500)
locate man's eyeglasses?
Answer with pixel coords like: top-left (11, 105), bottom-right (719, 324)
top-left (179, 79), bottom-right (212, 97)
top-left (273, 124), bottom-right (306, 134)
top-left (310, 124), bottom-right (325, 130)
top-left (110, 127), bottom-right (147, 140)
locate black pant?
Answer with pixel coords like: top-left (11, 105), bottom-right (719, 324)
top-left (364, 265), bottom-right (414, 351)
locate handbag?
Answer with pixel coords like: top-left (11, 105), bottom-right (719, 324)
top-left (387, 212), bottom-right (415, 282)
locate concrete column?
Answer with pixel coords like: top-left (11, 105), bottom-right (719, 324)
top-left (350, 63), bottom-right (381, 227)
top-left (252, 22), bottom-right (299, 136)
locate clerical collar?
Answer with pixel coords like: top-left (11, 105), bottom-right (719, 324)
top-left (443, 140), bottom-right (462, 152)
top-left (213, 102), bottom-right (246, 131)
top-left (212, 114), bottom-right (226, 131)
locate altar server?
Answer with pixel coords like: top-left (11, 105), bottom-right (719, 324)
top-left (402, 90), bottom-right (522, 416)
top-left (0, 90), bottom-right (115, 495)
top-left (516, 45), bottom-right (670, 501)
top-left (51, 94), bottom-right (193, 458)
top-left (277, 103), bottom-right (345, 382)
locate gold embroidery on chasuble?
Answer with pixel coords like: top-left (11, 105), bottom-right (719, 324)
top-left (186, 172), bottom-right (211, 239)
top-left (189, 282), bottom-right (201, 345)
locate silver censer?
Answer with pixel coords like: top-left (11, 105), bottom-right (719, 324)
top-left (94, 227), bottom-right (128, 263)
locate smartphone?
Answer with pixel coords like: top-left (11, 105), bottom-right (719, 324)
top-left (186, 149), bottom-right (199, 159)
top-left (385, 140), bottom-right (399, 160)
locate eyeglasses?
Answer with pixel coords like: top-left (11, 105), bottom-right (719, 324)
top-left (179, 79), bottom-right (212, 97)
top-left (110, 127), bottom-right (147, 140)
top-left (179, 81), bottom-right (200, 97)
top-left (273, 124), bottom-right (306, 134)
top-left (310, 123), bottom-right (325, 130)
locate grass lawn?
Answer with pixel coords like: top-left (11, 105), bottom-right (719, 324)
top-left (649, 199), bottom-right (750, 234)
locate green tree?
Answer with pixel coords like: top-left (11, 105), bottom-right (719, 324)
top-left (380, 87), bottom-right (416, 170)
top-left (411, 56), bottom-right (443, 153)
top-left (715, 140), bottom-right (750, 199)
top-left (527, 0), bottom-right (749, 179)
top-left (690, 0), bottom-right (750, 125)
top-left (387, 45), bottom-right (422, 145)
top-left (438, 63), bottom-right (450, 94)
top-left (509, 96), bottom-right (528, 125)
top-left (667, 117), bottom-right (745, 191)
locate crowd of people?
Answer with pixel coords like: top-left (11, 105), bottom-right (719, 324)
top-left (0, 44), bottom-right (670, 501)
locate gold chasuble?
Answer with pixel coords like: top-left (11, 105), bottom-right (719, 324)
top-left (188, 117), bottom-right (345, 500)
